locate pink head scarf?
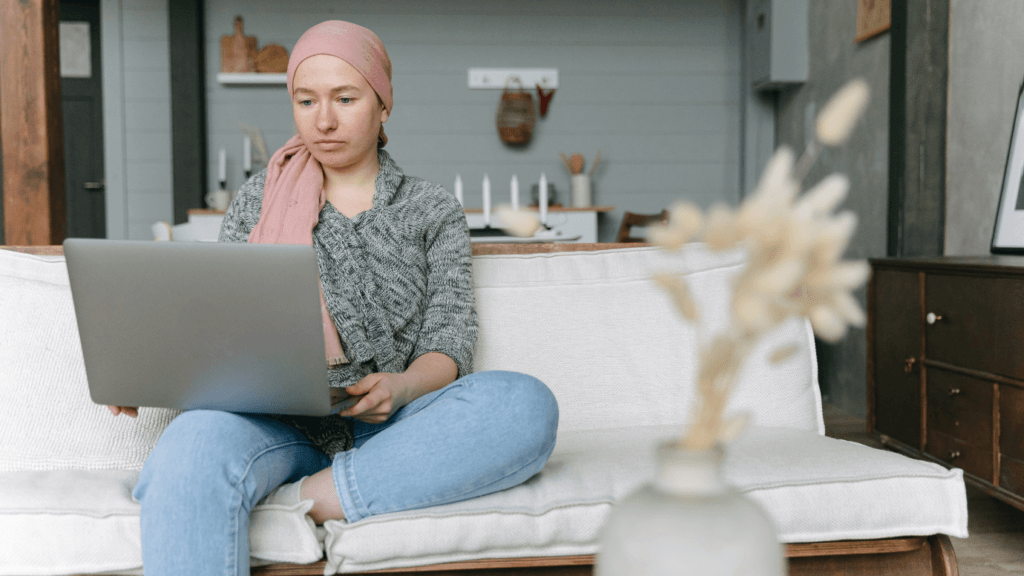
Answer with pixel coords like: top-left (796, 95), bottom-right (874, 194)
top-left (286, 20), bottom-right (393, 113)
top-left (247, 21), bottom-right (393, 368)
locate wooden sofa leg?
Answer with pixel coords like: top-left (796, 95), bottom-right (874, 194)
top-left (930, 534), bottom-right (959, 576)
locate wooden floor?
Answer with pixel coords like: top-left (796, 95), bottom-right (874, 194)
top-left (822, 404), bottom-right (1024, 576)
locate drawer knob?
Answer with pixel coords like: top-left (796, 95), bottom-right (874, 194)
top-left (948, 450), bottom-right (961, 460)
top-left (926, 312), bottom-right (944, 325)
top-left (949, 388), bottom-right (962, 396)
top-left (904, 357), bottom-right (917, 373)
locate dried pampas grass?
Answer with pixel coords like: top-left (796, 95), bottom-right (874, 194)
top-left (815, 78), bottom-right (870, 146)
top-left (646, 78), bottom-right (872, 450)
top-left (493, 78), bottom-right (873, 452)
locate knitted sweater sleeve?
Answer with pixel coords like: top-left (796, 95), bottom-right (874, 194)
top-left (217, 170), bottom-right (265, 244)
top-left (410, 192), bottom-right (478, 380)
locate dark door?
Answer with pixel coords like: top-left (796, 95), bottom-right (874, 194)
top-left (60, 0), bottom-right (105, 238)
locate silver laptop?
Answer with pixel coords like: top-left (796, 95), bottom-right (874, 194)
top-left (63, 238), bottom-right (355, 416)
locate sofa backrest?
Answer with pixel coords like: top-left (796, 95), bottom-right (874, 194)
top-left (470, 244), bottom-right (825, 435)
top-left (0, 248), bottom-right (181, 472)
top-left (0, 244), bottom-right (823, 472)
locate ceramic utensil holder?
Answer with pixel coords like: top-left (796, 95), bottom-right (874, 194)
top-left (571, 174), bottom-right (592, 207)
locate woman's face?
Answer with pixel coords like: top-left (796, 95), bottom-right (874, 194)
top-left (291, 54), bottom-right (389, 171)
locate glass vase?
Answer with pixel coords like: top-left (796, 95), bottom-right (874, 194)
top-left (596, 440), bottom-right (784, 576)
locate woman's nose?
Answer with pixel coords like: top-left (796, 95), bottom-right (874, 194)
top-left (316, 104), bottom-right (337, 132)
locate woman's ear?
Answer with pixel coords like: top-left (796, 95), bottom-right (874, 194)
top-left (380, 105), bottom-right (389, 124)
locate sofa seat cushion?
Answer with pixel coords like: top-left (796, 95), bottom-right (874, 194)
top-left (320, 425), bottom-right (967, 574)
top-left (0, 470), bottom-right (324, 576)
top-left (0, 426), bottom-right (967, 576)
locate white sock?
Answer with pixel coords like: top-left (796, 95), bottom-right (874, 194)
top-left (259, 475), bottom-right (309, 506)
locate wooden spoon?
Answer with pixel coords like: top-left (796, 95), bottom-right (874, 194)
top-left (569, 154), bottom-right (584, 175)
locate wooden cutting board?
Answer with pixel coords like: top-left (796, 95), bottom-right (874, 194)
top-left (220, 16), bottom-right (257, 73)
top-left (255, 44), bottom-right (289, 73)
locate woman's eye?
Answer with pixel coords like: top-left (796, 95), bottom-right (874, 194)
top-left (339, 97), bottom-right (353, 104)
top-left (299, 99), bottom-right (313, 107)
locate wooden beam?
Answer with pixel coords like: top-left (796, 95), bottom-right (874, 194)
top-left (887, 0), bottom-right (949, 258)
top-left (0, 0), bottom-right (66, 245)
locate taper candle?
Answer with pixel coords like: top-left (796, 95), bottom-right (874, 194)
top-left (483, 173), bottom-right (491, 226)
top-left (243, 136), bottom-right (251, 173)
top-left (511, 174), bottom-right (519, 211)
top-left (539, 172), bottom-right (548, 226)
top-left (218, 148), bottom-right (227, 187)
top-left (454, 173), bottom-right (464, 206)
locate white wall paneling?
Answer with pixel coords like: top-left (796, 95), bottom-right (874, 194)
top-left (101, 0), bottom-right (174, 240)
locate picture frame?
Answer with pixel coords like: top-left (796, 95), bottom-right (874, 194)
top-left (991, 79), bottom-right (1024, 254)
top-left (855, 0), bottom-right (891, 43)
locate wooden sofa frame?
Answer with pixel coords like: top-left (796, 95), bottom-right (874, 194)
top-left (2, 244), bottom-right (959, 576)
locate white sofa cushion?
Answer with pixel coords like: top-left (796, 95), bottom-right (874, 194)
top-left (0, 470), bottom-right (324, 575)
top-left (1, 245), bottom-right (820, 473)
top-left (320, 425), bottom-right (967, 574)
top-left (0, 426), bottom-right (967, 576)
top-left (0, 250), bottom-right (181, 472)
top-left (472, 245), bottom-right (825, 434)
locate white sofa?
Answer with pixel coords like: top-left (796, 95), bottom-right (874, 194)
top-left (0, 243), bottom-right (967, 575)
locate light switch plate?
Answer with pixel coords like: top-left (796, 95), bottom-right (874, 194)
top-left (468, 68), bottom-right (558, 89)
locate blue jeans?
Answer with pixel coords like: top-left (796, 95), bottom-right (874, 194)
top-left (132, 370), bottom-right (558, 576)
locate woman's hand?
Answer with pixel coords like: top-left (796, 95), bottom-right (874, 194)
top-left (337, 372), bottom-right (412, 424)
top-left (107, 405), bottom-right (138, 418)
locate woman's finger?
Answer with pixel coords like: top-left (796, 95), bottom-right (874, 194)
top-left (340, 392), bottom-right (379, 418)
top-left (107, 405), bottom-right (139, 417)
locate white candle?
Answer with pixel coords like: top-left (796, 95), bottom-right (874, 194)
top-left (243, 136), bottom-right (251, 172)
top-left (218, 148), bottom-right (226, 185)
top-left (510, 174), bottom-right (519, 211)
top-left (539, 172), bottom-right (548, 226)
top-left (482, 173), bottom-right (491, 227)
top-left (454, 173), bottom-right (463, 206)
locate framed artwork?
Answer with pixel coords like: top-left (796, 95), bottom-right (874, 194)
top-left (992, 81), bottom-right (1024, 253)
top-left (855, 0), bottom-right (891, 43)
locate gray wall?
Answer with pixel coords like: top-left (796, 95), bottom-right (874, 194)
top-left (774, 1), bottom-right (890, 416)
top-left (946, 0), bottom-right (1024, 256)
top-left (204, 0), bottom-right (746, 242)
top-left (100, 0), bottom-right (175, 240)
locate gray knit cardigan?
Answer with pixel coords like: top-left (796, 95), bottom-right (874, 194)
top-left (218, 149), bottom-right (478, 455)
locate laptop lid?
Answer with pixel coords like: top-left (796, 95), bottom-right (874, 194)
top-left (63, 238), bottom-right (336, 416)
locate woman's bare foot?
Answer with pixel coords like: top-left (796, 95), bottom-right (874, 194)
top-left (300, 467), bottom-right (346, 524)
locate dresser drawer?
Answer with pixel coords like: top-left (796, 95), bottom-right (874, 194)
top-left (927, 429), bottom-right (993, 480)
top-left (925, 274), bottom-right (1024, 380)
top-left (926, 369), bottom-right (993, 446)
top-left (1001, 385), bottom-right (1024, 461)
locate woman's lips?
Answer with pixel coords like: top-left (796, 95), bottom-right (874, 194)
top-left (317, 140), bottom-right (344, 150)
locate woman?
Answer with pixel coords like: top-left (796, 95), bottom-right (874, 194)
top-left (109, 20), bottom-right (559, 576)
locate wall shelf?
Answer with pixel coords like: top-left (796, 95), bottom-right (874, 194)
top-left (217, 73), bottom-right (286, 85)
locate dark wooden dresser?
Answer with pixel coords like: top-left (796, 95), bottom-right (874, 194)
top-left (868, 255), bottom-right (1024, 511)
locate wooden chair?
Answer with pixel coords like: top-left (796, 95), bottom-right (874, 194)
top-left (616, 210), bottom-right (669, 243)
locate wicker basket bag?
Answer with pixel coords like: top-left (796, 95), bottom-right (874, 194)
top-left (496, 77), bottom-right (536, 145)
